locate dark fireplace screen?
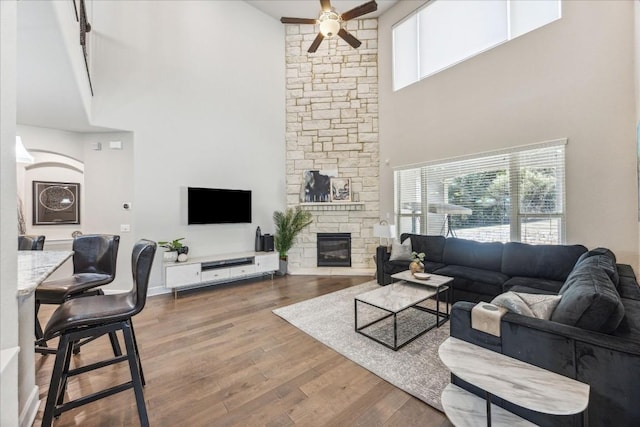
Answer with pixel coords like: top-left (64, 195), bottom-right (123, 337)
top-left (317, 233), bottom-right (351, 267)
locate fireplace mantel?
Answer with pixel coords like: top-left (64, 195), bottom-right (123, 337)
top-left (299, 202), bottom-right (365, 212)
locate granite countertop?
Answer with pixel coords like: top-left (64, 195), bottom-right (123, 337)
top-left (17, 250), bottom-right (73, 296)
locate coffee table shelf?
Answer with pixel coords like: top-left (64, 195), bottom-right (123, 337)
top-left (441, 383), bottom-right (536, 427)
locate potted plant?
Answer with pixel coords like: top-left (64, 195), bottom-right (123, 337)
top-left (410, 251), bottom-right (425, 274)
top-left (273, 207), bottom-right (313, 275)
top-left (158, 238), bottom-right (187, 262)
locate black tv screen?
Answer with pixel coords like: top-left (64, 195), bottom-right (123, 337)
top-left (187, 187), bottom-right (252, 224)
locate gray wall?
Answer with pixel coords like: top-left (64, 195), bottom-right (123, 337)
top-left (379, 0), bottom-right (638, 267)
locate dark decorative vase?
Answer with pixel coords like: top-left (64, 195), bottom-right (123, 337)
top-left (255, 226), bottom-right (263, 252)
top-left (177, 246), bottom-right (189, 255)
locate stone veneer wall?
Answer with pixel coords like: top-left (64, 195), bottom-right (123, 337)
top-left (285, 19), bottom-right (380, 272)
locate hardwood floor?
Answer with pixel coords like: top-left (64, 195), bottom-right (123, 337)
top-left (34, 275), bottom-right (450, 427)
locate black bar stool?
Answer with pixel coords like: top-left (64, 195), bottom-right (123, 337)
top-left (36, 234), bottom-right (120, 355)
top-left (41, 239), bottom-right (156, 427)
top-left (18, 234), bottom-right (46, 250)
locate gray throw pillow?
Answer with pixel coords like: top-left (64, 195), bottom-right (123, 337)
top-left (389, 238), bottom-right (412, 261)
top-left (492, 292), bottom-right (562, 320)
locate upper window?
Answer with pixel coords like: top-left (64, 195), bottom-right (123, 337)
top-left (393, 0), bottom-right (562, 91)
top-left (394, 140), bottom-right (566, 244)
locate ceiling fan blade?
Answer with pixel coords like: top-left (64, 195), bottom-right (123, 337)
top-left (320, 0), bottom-right (332, 12)
top-left (341, 0), bottom-right (378, 21)
top-left (308, 32), bottom-right (325, 53)
top-left (337, 28), bottom-right (361, 49)
top-left (281, 17), bottom-right (318, 24)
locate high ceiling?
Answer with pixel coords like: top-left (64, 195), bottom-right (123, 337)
top-left (16, 1), bottom-right (399, 134)
top-left (246, 1), bottom-right (398, 20)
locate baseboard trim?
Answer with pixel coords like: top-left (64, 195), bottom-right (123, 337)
top-left (289, 267), bottom-right (374, 276)
top-left (19, 385), bottom-right (39, 427)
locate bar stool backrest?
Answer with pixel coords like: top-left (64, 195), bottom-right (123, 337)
top-left (130, 239), bottom-right (156, 313)
top-left (18, 235), bottom-right (45, 250)
top-left (72, 234), bottom-right (120, 276)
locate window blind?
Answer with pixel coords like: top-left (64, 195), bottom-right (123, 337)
top-left (394, 140), bottom-right (566, 244)
top-left (392, 0), bottom-right (561, 90)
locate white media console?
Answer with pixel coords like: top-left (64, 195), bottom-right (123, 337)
top-left (163, 251), bottom-right (279, 298)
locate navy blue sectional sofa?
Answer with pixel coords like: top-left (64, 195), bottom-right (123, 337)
top-left (376, 233), bottom-right (640, 426)
top-left (376, 233), bottom-right (588, 303)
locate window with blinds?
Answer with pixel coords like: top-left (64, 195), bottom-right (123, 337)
top-left (392, 0), bottom-right (562, 91)
top-left (394, 140), bottom-right (566, 244)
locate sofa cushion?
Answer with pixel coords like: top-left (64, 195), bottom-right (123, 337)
top-left (576, 247), bottom-right (617, 264)
top-left (503, 277), bottom-right (564, 294)
top-left (576, 248), bottom-right (619, 286)
top-left (442, 238), bottom-right (503, 271)
top-left (501, 242), bottom-right (587, 282)
top-left (389, 238), bottom-right (412, 261)
top-left (551, 263), bottom-right (625, 333)
top-left (578, 255), bottom-right (620, 287)
top-left (612, 298), bottom-right (640, 340)
top-left (507, 285), bottom-right (558, 295)
top-left (617, 263), bottom-right (637, 279)
top-left (435, 265), bottom-right (508, 297)
top-left (618, 276), bottom-right (640, 301)
top-left (400, 234), bottom-right (446, 263)
top-left (492, 292), bottom-right (561, 319)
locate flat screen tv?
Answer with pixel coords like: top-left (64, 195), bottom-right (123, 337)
top-left (187, 187), bottom-right (252, 224)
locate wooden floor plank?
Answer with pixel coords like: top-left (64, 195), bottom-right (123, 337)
top-left (34, 275), bottom-right (449, 426)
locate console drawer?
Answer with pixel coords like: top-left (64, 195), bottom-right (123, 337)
top-left (228, 264), bottom-right (256, 277)
top-left (201, 268), bottom-right (230, 282)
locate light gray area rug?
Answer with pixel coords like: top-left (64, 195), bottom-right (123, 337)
top-left (272, 281), bottom-right (451, 411)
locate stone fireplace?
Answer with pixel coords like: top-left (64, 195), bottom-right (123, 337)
top-left (317, 233), bottom-right (351, 267)
top-left (284, 18), bottom-right (380, 272)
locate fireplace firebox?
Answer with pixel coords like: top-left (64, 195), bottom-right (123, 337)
top-left (317, 233), bottom-right (351, 267)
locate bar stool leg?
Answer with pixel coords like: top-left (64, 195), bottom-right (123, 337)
top-left (42, 334), bottom-right (73, 427)
top-left (130, 321), bottom-right (145, 386)
top-left (123, 320), bottom-right (149, 427)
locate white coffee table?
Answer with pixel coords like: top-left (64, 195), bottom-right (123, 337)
top-left (354, 272), bottom-right (452, 350)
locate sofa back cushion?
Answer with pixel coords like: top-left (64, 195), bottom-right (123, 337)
top-left (501, 242), bottom-right (587, 281)
top-left (400, 234), bottom-right (446, 263)
top-left (442, 238), bottom-right (503, 271)
top-left (551, 262), bottom-right (625, 333)
top-left (575, 248), bottom-right (619, 286)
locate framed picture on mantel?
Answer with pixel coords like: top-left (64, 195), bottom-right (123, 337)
top-left (33, 181), bottom-right (80, 225)
top-left (331, 178), bottom-right (351, 202)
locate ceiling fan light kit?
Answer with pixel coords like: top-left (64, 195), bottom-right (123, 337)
top-left (280, 0), bottom-right (378, 53)
top-left (318, 10), bottom-right (341, 38)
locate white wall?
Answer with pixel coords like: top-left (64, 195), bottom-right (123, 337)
top-left (16, 125), bottom-right (136, 290)
top-left (379, 0), bottom-right (639, 267)
top-left (90, 1), bottom-right (286, 293)
top-left (0, 1), bottom-right (20, 425)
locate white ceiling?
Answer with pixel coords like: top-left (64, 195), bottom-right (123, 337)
top-left (15, 1), bottom-right (398, 134)
top-left (246, 0), bottom-right (398, 20)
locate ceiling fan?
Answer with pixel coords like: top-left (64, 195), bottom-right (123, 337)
top-left (280, 0), bottom-right (378, 53)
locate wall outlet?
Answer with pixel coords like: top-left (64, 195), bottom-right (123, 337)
top-left (120, 224), bottom-right (131, 232)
